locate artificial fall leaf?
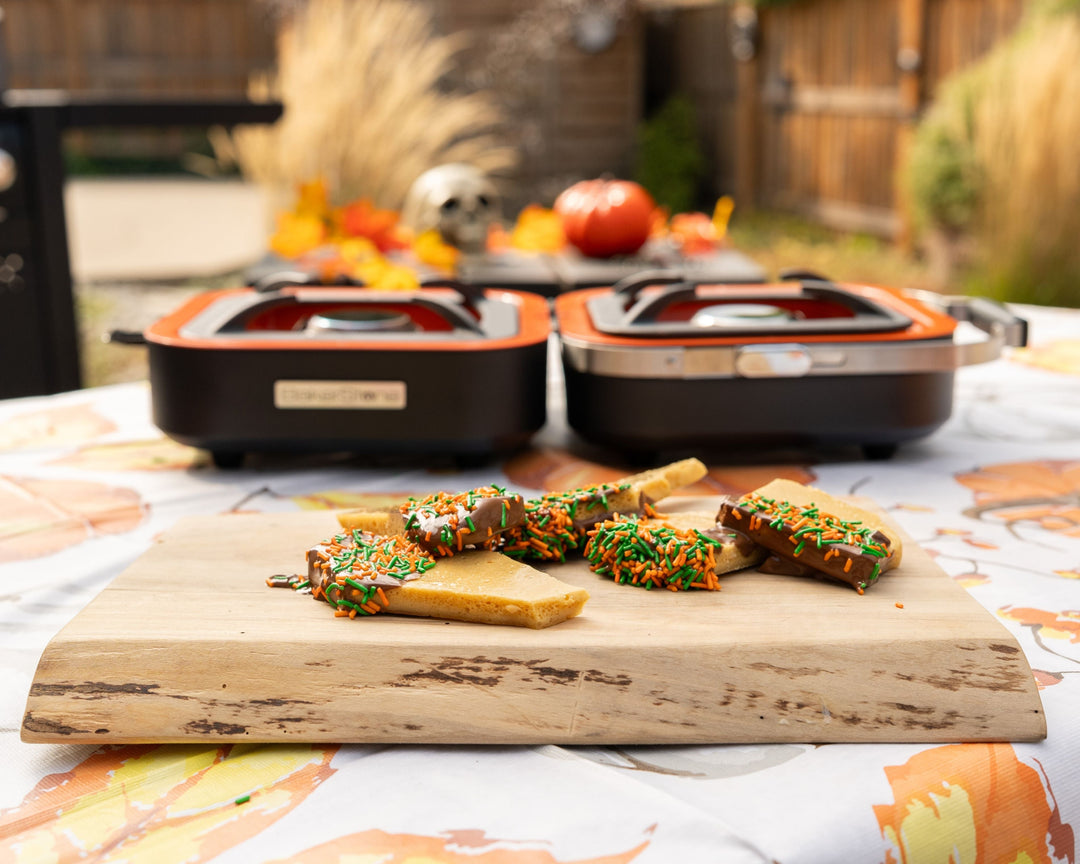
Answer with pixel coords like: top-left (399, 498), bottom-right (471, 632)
top-left (669, 212), bottom-right (718, 255)
top-left (486, 222), bottom-right (511, 252)
top-left (508, 205), bottom-right (567, 253)
top-left (712, 195), bottom-right (734, 238)
top-left (648, 205), bottom-right (670, 239)
top-left (873, 743), bottom-right (1073, 864)
top-left (294, 178), bottom-right (331, 219)
top-left (413, 227), bottom-right (461, 270)
top-left (337, 198), bottom-right (410, 252)
top-left (269, 211), bottom-right (327, 259)
top-left (351, 258), bottom-right (421, 291)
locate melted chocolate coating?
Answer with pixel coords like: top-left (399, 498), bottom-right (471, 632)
top-left (404, 494), bottom-right (525, 553)
top-left (716, 498), bottom-right (893, 591)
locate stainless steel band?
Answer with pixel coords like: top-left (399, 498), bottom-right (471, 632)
top-left (561, 324), bottom-right (1006, 380)
top-left (562, 294), bottom-right (1025, 380)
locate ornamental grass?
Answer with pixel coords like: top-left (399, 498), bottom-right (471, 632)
top-left (905, 2), bottom-right (1080, 306)
top-left (215, 0), bottom-right (516, 210)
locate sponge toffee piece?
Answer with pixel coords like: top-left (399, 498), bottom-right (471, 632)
top-left (400, 486), bottom-right (525, 555)
top-left (306, 530), bottom-right (437, 617)
top-left (717, 493), bottom-right (895, 593)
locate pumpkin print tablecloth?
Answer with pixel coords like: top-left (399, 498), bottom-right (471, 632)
top-left (2, 303), bottom-right (1079, 863)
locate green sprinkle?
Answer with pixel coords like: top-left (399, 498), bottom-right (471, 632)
top-left (235, 794), bottom-right (251, 805)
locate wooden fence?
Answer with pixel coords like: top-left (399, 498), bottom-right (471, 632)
top-left (3, 0), bottom-right (1025, 232)
top-left (660, 0), bottom-right (1025, 236)
top-left (2, 0), bottom-right (278, 162)
top-left (2, 0), bottom-right (277, 93)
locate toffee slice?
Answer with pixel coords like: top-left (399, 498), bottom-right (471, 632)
top-left (717, 494), bottom-right (895, 593)
top-left (400, 486), bottom-right (525, 554)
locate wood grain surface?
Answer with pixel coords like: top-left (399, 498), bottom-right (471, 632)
top-left (22, 502), bottom-right (1046, 744)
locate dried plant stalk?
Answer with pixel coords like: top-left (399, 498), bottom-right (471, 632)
top-left (973, 16), bottom-right (1080, 300)
top-left (225, 0), bottom-right (517, 209)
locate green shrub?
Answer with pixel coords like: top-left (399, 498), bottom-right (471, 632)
top-left (905, 0), bottom-right (1080, 306)
top-left (634, 94), bottom-right (706, 214)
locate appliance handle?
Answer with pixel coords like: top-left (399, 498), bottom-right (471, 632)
top-left (253, 271), bottom-right (317, 292)
top-left (778, 268), bottom-right (831, 283)
top-left (907, 290), bottom-right (1028, 365)
top-left (253, 273), bottom-right (485, 309)
top-left (417, 278), bottom-right (487, 309)
top-left (611, 270), bottom-right (687, 299)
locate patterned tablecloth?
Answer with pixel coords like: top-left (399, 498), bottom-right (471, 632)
top-left (2, 303), bottom-right (1079, 863)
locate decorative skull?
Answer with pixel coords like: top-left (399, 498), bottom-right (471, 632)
top-left (402, 163), bottom-right (501, 254)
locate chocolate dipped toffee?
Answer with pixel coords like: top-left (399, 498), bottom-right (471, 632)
top-left (717, 482), bottom-right (900, 593)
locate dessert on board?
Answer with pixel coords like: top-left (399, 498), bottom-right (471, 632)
top-left (272, 465), bottom-right (905, 628)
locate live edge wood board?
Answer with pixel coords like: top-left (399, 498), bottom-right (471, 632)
top-left (22, 502), bottom-right (1046, 745)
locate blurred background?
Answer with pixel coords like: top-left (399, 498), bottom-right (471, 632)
top-left (2, 0), bottom-right (1077, 390)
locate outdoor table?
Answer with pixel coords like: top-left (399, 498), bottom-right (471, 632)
top-left (2, 302), bottom-right (1078, 862)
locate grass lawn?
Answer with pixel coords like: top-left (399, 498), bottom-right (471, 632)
top-left (725, 210), bottom-right (939, 293)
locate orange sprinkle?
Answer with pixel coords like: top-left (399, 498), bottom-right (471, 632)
top-left (895, 602), bottom-right (904, 609)
top-left (844, 558), bottom-right (853, 573)
top-left (376, 587), bottom-right (389, 606)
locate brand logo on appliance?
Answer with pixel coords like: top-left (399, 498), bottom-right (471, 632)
top-left (274, 380), bottom-right (407, 410)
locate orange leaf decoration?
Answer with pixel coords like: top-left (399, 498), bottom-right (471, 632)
top-left (508, 205), bottom-right (568, 254)
top-left (0, 743), bottom-right (338, 864)
top-left (0, 475), bottom-right (146, 562)
top-left (269, 211), bottom-right (326, 259)
top-left (50, 438), bottom-right (207, 471)
top-left (268, 828), bottom-right (649, 864)
top-left (338, 198), bottom-right (410, 252)
top-left (874, 743), bottom-right (1074, 864)
top-left (292, 490), bottom-right (423, 511)
top-left (1033, 669), bottom-right (1065, 689)
top-left (0, 403), bottom-right (116, 450)
top-left (294, 178), bottom-right (331, 219)
top-left (669, 212), bottom-right (718, 255)
top-left (502, 448), bottom-right (814, 498)
top-left (956, 460), bottom-right (1080, 538)
top-left (414, 227), bottom-right (461, 270)
top-left (999, 605), bottom-right (1080, 644)
top-left (1011, 339), bottom-right (1080, 376)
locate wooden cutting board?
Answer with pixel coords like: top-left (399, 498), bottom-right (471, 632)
top-left (22, 502), bottom-right (1046, 744)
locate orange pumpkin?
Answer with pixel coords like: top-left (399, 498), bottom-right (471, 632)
top-left (554, 179), bottom-right (655, 258)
